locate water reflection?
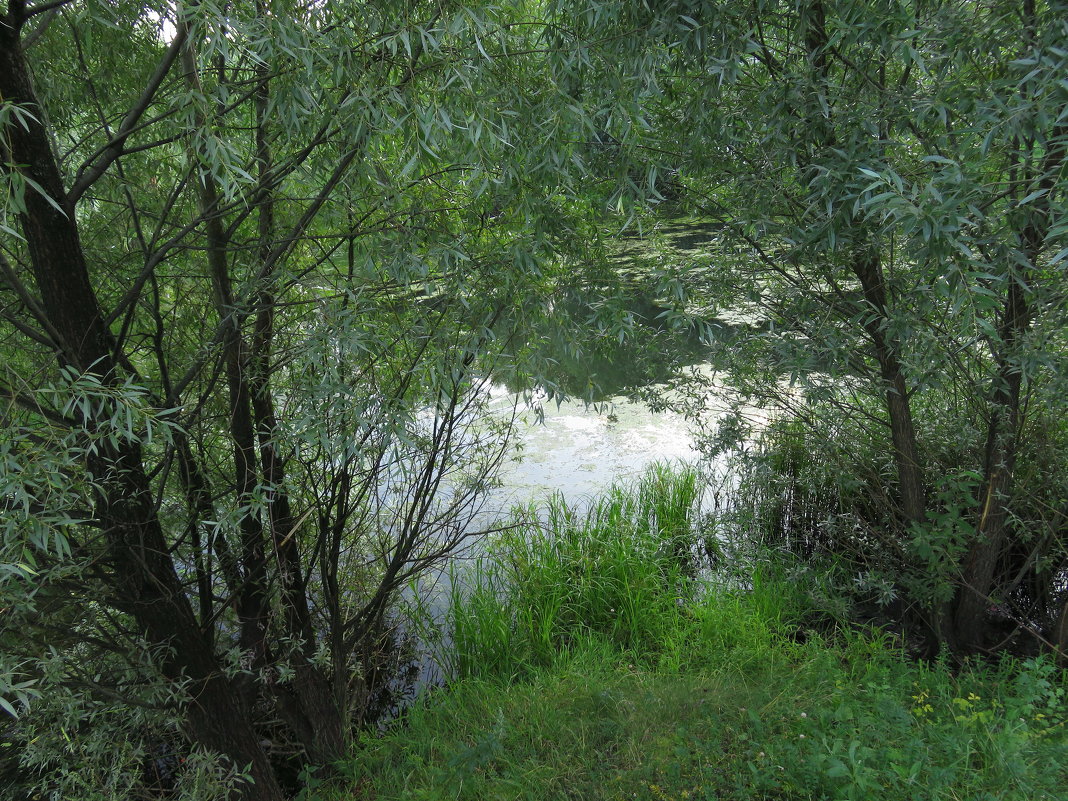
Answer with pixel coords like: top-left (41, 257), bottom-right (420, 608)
top-left (483, 217), bottom-right (768, 504)
top-left (492, 282), bottom-right (711, 402)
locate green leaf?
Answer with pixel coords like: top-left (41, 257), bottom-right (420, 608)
top-left (827, 760), bottom-right (850, 778)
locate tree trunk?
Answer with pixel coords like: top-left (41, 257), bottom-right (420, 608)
top-left (1, 16), bottom-right (285, 801)
top-left (952, 0), bottom-right (1064, 647)
top-left (852, 249), bottom-right (926, 525)
top-left (799, 2), bottom-right (926, 524)
top-left (953, 245), bottom-right (1030, 650)
top-left (178, 21), bottom-right (348, 763)
top-left (853, 248), bottom-right (956, 648)
top-left (1054, 598), bottom-right (1068, 667)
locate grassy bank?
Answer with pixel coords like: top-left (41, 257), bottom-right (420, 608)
top-left (314, 467), bottom-right (1068, 801)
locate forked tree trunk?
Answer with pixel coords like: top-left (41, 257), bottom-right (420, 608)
top-left (853, 249), bottom-right (951, 646)
top-left (178, 21), bottom-right (349, 764)
top-left (953, 346), bottom-right (1024, 646)
top-left (953, 242), bottom-right (1031, 650)
top-left (952, 0), bottom-right (1064, 647)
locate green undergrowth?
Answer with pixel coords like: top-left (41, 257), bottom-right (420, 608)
top-left (314, 467), bottom-right (1068, 801)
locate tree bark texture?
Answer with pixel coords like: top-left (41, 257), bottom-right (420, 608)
top-left (852, 249), bottom-right (926, 525)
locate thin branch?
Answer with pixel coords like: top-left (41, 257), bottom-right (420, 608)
top-left (21, 3), bottom-right (58, 47)
top-left (66, 25), bottom-right (189, 205)
top-left (0, 250), bottom-right (69, 355)
top-left (0, 307), bottom-right (54, 347)
top-left (0, 380), bottom-right (74, 427)
top-left (170, 144), bottom-right (362, 402)
top-left (24, 0), bottom-right (69, 18)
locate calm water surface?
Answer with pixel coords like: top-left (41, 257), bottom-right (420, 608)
top-left (488, 385), bottom-right (698, 507)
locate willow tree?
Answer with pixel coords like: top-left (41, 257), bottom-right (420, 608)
top-left (0, 0), bottom-right (602, 798)
top-left (547, 0), bottom-right (1068, 654)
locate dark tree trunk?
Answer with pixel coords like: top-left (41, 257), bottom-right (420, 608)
top-left (952, 0), bottom-right (1064, 649)
top-left (852, 249), bottom-right (926, 525)
top-left (1054, 599), bottom-right (1068, 667)
top-left (797, 0), bottom-right (944, 644)
top-left (178, 23), bottom-right (348, 764)
top-left (1, 15), bottom-right (285, 801)
top-left (797, 2), bottom-right (926, 528)
top-left (249, 33), bottom-right (346, 761)
top-left (853, 248), bottom-right (954, 647)
top-left (953, 241), bottom-right (1031, 650)
top-left (951, 156), bottom-right (1064, 651)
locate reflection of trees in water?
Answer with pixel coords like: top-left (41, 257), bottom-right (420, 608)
top-left (493, 279), bottom-right (711, 401)
top-left (489, 219), bottom-right (765, 402)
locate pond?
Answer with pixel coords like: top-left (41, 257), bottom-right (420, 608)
top-left (385, 218), bottom-right (762, 703)
top-left (483, 216), bottom-right (759, 507)
top-left (488, 384), bottom-right (697, 507)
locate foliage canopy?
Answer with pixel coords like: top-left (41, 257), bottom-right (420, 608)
top-left (2, 0), bottom-right (1067, 798)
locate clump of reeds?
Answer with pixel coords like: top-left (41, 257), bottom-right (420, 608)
top-left (444, 463), bottom-right (702, 680)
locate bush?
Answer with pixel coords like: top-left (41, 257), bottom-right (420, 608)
top-left (725, 392), bottom-right (1068, 653)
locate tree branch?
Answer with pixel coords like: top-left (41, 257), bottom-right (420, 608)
top-left (0, 249), bottom-right (70, 356)
top-left (66, 25), bottom-right (189, 206)
top-left (21, 4), bottom-right (58, 48)
top-left (24, 0), bottom-right (69, 19)
top-left (170, 144), bottom-right (362, 402)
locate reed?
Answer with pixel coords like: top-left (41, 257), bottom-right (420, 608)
top-left (444, 464), bottom-right (703, 680)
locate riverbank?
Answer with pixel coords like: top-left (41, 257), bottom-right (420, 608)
top-left (307, 469), bottom-right (1068, 801)
top-left (319, 643), bottom-right (1066, 800)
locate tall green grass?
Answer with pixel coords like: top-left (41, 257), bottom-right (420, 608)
top-left (441, 463), bottom-right (816, 681)
top-left (316, 466), bottom-right (1068, 801)
top-left (445, 464), bottom-right (700, 679)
